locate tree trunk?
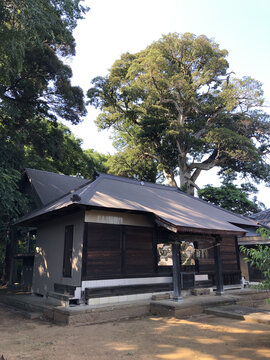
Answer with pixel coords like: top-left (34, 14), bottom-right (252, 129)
top-left (179, 169), bottom-right (197, 196)
top-left (163, 166), bottom-right (198, 195)
top-left (163, 169), bottom-right (177, 187)
top-left (1, 226), bottom-right (17, 285)
top-left (1, 239), bottom-right (11, 284)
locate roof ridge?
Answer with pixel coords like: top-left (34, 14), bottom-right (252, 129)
top-left (25, 168), bottom-right (90, 181)
top-left (250, 208), bottom-right (270, 218)
top-left (97, 172), bottom-right (178, 191)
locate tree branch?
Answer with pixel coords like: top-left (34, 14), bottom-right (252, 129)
top-left (143, 152), bottom-right (161, 162)
top-left (189, 149), bottom-right (219, 171)
top-left (161, 98), bottom-right (185, 125)
top-left (176, 139), bottom-right (186, 158)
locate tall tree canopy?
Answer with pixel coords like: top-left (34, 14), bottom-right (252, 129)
top-left (106, 147), bottom-right (160, 183)
top-left (0, 0), bottom-right (88, 202)
top-left (0, 115), bottom-right (110, 281)
top-left (0, 0), bottom-right (89, 207)
top-left (198, 178), bottom-right (265, 216)
top-left (1, 0), bottom-right (88, 126)
top-left (88, 33), bottom-right (270, 195)
top-left (0, 0), bottom-right (89, 281)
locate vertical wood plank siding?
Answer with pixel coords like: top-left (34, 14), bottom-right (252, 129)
top-left (85, 223), bottom-right (155, 279)
top-left (125, 226), bottom-right (154, 274)
top-left (84, 223), bottom-right (240, 283)
top-left (86, 224), bottom-right (122, 277)
top-left (220, 236), bottom-right (239, 272)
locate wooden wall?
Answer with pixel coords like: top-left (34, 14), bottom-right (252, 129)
top-left (83, 223), bottom-right (155, 279)
top-left (125, 226), bottom-right (154, 275)
top-left (220, 235), bottom-right (239, 273)
top-left (82, 223), bottom-right (240, 284)
top-left (197, 235), bottom-right (241, 284)
top-left (85, 223), bottom-right (122, 278)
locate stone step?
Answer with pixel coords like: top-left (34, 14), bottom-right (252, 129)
top-left (205, 304), bottom-right (270, 324)
top-left (23, 311), bottom-right (43, 320)
top-left (150, 295), bottom-right (237, 318)
top-left (152, 293), bottom-right (171, 301)
top-left (192, 287), bottom-right (211, 296)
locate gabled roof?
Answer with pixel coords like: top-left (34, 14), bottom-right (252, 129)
top-left (16, 172), bottom-right (257, 235)
top-left (250, 208), bottom-right (270, 229)
top-left (25, 168), bottom-right (89, 206)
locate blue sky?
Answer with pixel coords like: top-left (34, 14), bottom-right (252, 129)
top-left (68, 0), bottom-right (270, 206)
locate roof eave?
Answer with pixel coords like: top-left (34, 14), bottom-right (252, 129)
top-left (15, 203), bottom-right (85, 227)
top-left (154, 215), bottom-right (246, 237)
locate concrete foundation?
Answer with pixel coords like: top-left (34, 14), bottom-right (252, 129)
top-left (0, 288), bottom-right (269, 326)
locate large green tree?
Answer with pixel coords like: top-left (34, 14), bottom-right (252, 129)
top-left (87, 33), bottom-right (270, 195)
top-left (1, 0), bottom-right (88, 126)
top-left (0, 117), bottom-right (110, 281)
top-left (106, 145), bottom-right (160, 183)
top-left (198, 179), bottom-right (265, 216)
top-left (0, 0), bottom-right (89, 282)
top-left (0, 0), bottom-right (89, 175)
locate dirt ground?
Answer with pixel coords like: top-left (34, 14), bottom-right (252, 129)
top-left (0, 304), bottom-right (270, 360)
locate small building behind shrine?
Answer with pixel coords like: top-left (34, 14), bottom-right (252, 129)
top-left (238, 208), bottom-right (270, 283)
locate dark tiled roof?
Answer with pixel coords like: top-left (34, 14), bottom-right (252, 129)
top-left (17, 172), bottom-right (257, 235)
top-left (250, 208), bottom-right (270, 227)
top-left (25, 168), bottom-right (89, 205)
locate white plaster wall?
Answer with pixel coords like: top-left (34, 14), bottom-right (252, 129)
top-left (32, 211), bottom-right (84, 296)
top-left (85, 209), bottom-right (153, 227)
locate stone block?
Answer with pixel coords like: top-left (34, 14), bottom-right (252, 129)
top-left (53, 310), bottom-right (69, 325)
top-left (191, 288), bottom-right (211, 296)
top-left (152, 293), bottom-right (171, 301)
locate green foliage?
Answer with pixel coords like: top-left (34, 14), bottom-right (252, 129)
top-left (257, 227), bottom-right (270, 239)
top-left (88, 32), bottom-right (270, 194)
top-left (0, 0), bottom-right (88, 125)
top-left (82, 149), bottom-right (110, 178)
top-left (106, 148), bottom-right (160, 183)
top-left (240, 242), bottom-right (270, 290)
top-left (0, 0), bottom-right (89, 280)
top-left (198, 180), bottom-right (265, 215)
top-left (0, 116), bottom-right (110, 280)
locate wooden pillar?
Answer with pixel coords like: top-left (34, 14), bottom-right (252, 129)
top-left (234, 235), bottom-right (241, 278)
top-left (121, 225), bottom-right (126, 275)
top-left (214, 235), bottom-right (224, 295)
top-left (8, 225), bottom-right (17, 285)
top-left (81, 222), bottom-right (88, 281)
top-left (172, 242), bottom-right (183, 302)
